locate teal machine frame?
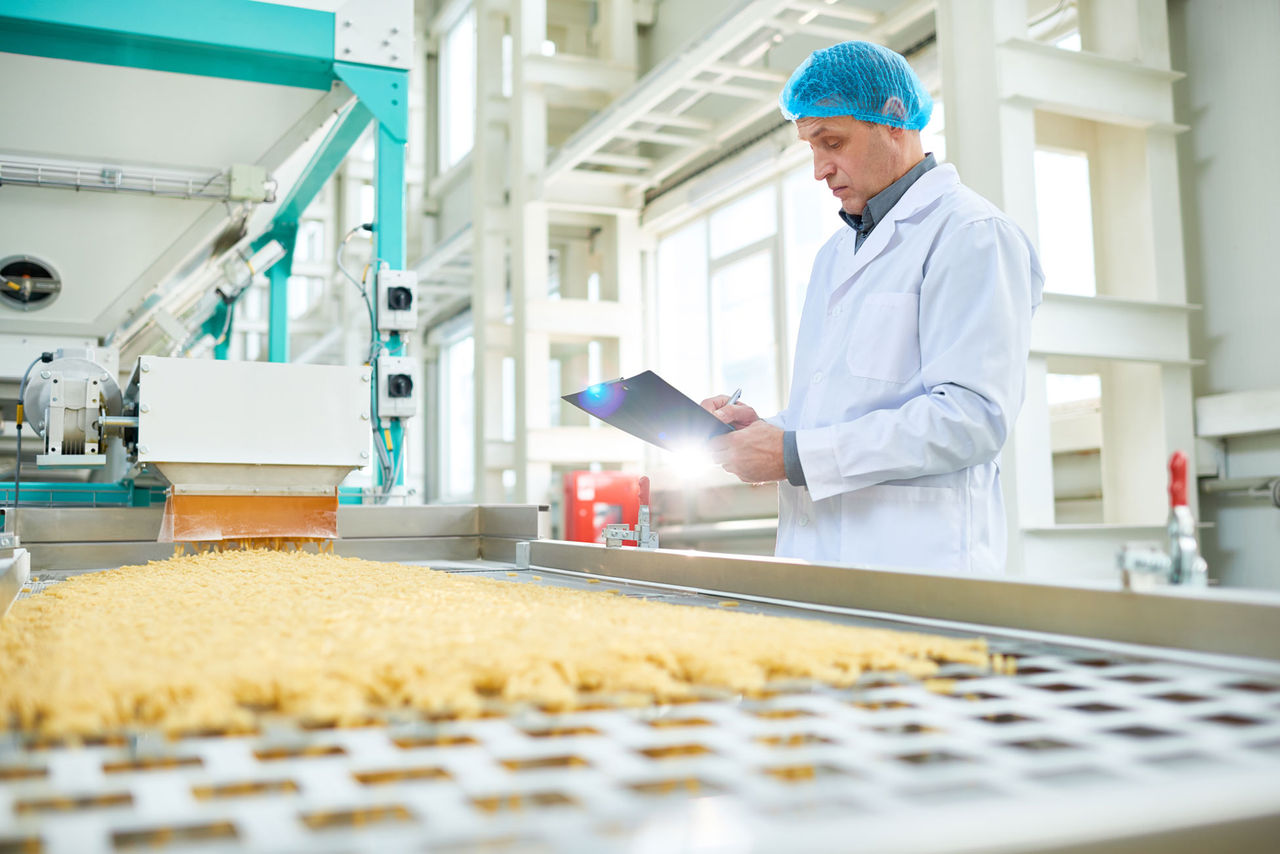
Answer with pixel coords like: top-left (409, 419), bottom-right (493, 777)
top-left (0, 0), bottom-right (410, 503)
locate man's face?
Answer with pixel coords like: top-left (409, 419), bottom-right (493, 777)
top-left (796, 115), bottom-right (899, 215)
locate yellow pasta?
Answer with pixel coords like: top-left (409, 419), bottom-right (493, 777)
top-left (0, 550), bottom-right (991, 737)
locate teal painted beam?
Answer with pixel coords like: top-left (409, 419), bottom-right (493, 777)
top-left (277, 101), bottom-right (374, 224)
top-left (374, 123), bottom-right (407, 273)
top-left (265, 226), bottom-right (298, 363)
top-left (334, 62), bottom-right (409, 142)
top-left (0, 0), bottom-right (334, 89)
top-left (373, 120), bottom-right (408, 488)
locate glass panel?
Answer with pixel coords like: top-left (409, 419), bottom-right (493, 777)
top-left (442, 335), bottom-right (475, 497)
top-left (244, 332), bottom-right (261, 362)
top-left (548, 358), bottom-right (562, 427)
top-left (655, 219), bottom-right (709, 399)
top-left (921, 100), bottom-right (946, 162)
top-left (783, 164), bottom-right (839, 363)
top-left (440, 8), bottom-right (476, 171)
top-left (502, 356), bottom-right (515, 442)
top-left (296, 220), bottom-right (326, 264)
top-left (287, 276), bottom-right (322, 320)
top-left (1047, 373), bottom-right (1101, 405)
top-left (1035, 149), bottom-right (1097, 296)
top-left (242, 285), bottom-right (263, 322)
top-left (711, 249), bottom-right (778, 415)
top-left (708, 184), bottom-right (776, 259)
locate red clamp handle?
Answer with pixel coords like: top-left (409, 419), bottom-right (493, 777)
top-left (1169, 451), bottom-right (1188, 508)
top-left (638, 476), bottom-right (650, 507)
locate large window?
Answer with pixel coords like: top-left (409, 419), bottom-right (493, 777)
top-left (439, 330), bottom-right (475, 499)
top-left (782, 165), bottom-right (835, 351)
top-left (711, 249), bottom-right (779, 415)
top-left (654, 161), bottom-right (843, 415)
top-left (655, 220), bottom-right (709, 398)
top-left (439, 7), bottom-right (476, 172)
top-left (1035, 148), bottom-right (1097, 297)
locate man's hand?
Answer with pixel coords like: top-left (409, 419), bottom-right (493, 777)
top-left (708, 421), bottom-right (786, 484)
top-left (700, 394), bottom-right (760, 429)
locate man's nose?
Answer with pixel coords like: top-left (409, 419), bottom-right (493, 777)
top-left (813, 154), bottom-right (834, 182)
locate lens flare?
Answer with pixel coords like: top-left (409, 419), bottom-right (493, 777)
top-left (581, 382), bottom-right (624, 417)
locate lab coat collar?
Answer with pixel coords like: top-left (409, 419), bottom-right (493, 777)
top-left (826, 163), bottom-right (961, 296)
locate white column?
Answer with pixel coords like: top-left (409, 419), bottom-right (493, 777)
top-left (472, 0), bottom-right (511, 501)
top-left (511, 0), bottom-right (550, 503)
top-left (938, 0), bottom-right (1046, 573)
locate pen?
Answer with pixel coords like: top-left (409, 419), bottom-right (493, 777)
top-left (726, 387), bottom-right (742, 407)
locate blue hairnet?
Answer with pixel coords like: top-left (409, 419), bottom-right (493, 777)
top-left (779, 41), bottom-right (932, 130)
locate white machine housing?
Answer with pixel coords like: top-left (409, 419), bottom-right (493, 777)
top-left (129, 357), bottom-right (371, 496)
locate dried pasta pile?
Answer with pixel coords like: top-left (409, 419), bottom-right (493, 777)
top-left (0, 550), bottom-right (998, 737)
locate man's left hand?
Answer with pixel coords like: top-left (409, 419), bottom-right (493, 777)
top-left (708, 421), bottom-right (786, 484)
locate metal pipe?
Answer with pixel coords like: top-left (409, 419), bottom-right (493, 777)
top-left (1200, 476), bottom-right (1280, 507)
top-left (97, 416), bottom-right (139, 433)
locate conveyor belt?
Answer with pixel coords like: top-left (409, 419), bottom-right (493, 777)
top-left (3, 560), bottom-right (1280, 853)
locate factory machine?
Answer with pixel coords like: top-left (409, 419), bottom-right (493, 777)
top-left (2, 3), bottom-right (1280, 854)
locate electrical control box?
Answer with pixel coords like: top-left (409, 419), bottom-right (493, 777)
top-left (376, 269), bottom-right (418, 332)
top-left (376, 355), bottom-right (419, 418)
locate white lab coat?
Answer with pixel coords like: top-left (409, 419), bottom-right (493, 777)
top-left (771, 163), bottom-right (1044, 574)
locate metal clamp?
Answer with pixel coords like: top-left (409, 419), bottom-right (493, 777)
top-left (604, 476), bottom-right (659, 550)
top-left (1118, 452), bottom-right (1208, 589)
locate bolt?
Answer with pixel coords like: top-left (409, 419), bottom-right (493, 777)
top-left (381, 39), bottom-right (390, 47)
top-left (343, 19), bottom-right (352, 27)
top-left (390, 54), bottom-right (398, 61)
top-left (140, 404), bottom-right (150, 413)
top-left (391, 27), bottom-right (399, 34)
top-left (141, 362), bottom-right (150, 372)
top-left (102, 373), bottom-right (110, 381)
top-left (343, 47), bottom-right (351, 54)
top-left (40, 370), bottom-right (51, 379)
top-left (139, 444), bottom-right (149, 454)
top-left (360, 413), bottom-right (370, 421)
top-left (360, 451), bottom-right (370, 459)
top-left (361, 374), bottom-right (371, 382)
top-left (253, 488), bottom-right (260, 493)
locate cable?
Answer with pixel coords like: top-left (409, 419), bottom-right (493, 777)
top-left (337, 223), bottom-right (401, 499)
top-left (212, 301), bottom-right (236, 347)
top-left (12, 352), bottom-right (53, 539)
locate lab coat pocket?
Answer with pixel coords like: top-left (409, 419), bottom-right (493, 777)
top-left (846, 292), bottom-right (920, 383)
top-left (840, 483), bottom-right (966, 574)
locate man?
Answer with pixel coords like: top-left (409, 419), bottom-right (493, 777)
top-left (703, 41), bottom-right (1044, 575)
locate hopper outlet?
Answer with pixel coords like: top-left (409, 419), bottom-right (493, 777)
top-left (126, 357), bottom-right (373, 542)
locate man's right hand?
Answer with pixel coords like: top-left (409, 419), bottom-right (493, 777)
top-left (700, 395), bottom-right (760, 429)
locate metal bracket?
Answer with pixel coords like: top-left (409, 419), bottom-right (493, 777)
top-left (604, 506), bottom-right (659, 550)
top-left (1119, 452), bottom-right (1208, 589)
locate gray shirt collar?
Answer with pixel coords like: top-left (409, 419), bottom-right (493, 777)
top-left (839, 153), bottom-right (938, 238)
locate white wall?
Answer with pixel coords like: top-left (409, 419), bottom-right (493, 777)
top-left (1170, 0), bottom-right (1280, 589)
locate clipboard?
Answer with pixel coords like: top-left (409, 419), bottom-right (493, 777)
top-left (562, 371), bottom-right (734, 452)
